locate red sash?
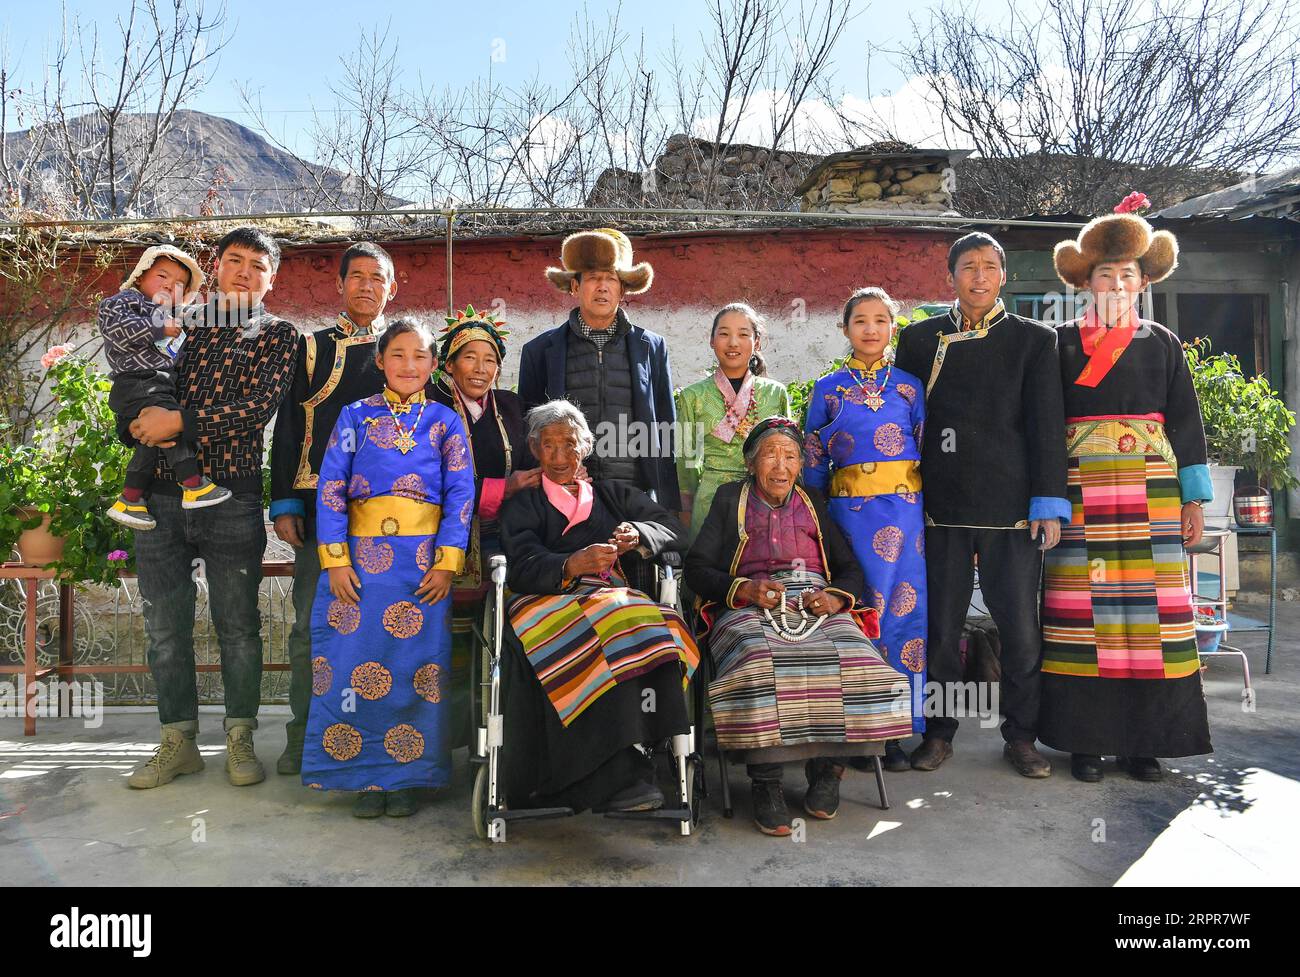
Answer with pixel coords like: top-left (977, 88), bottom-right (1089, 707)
top-left (1074, 307), bottom-right (1138, 388)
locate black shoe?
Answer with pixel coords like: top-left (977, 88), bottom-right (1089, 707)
top-left (1119, 756), bottom-right (1163, 782)
top-left (803, 759), bottom-right (844, 820)
top-left (604, 779), bottom-right (664, 812)
top-left (884, 740), bottom-right (911, 772)
top-left (751, 779), bottom-right (792, 836)
top-left (385, 788), bottom-right (419, 817)
top-left (910, 737), bottom-right (953, 771)
top-left (1071, 754), bottom-right (1104, 783)
top-left (1003, 741), bottom-right (1052, 778)
top-left (352, 791), bottom-right (386, 818)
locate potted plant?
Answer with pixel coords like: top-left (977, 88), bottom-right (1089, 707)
top-left (0, 348), bottom-right (134, 583)
top-left (1184, 338), bottom-right (1298, 527)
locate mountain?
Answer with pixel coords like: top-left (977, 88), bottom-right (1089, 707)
top-left (2, 108), bottom-right (407, 217)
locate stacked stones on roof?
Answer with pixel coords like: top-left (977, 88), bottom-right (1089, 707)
top-left (585, 133), bottom-right (820, 211)
top-left (799, 142), bottom-right (961, 217)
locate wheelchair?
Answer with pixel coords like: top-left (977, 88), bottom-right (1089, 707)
top-left (468, 552), bottom-right (706, 842)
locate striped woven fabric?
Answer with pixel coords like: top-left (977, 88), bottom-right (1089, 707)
top-left (707, 572), bottom-right (912, 751)
top-left (509, 579), bottom-right (699, 726)
top-left (1043, 419), bottom-right (1198, 679)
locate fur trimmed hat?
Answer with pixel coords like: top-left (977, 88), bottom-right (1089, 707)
top-left (1053, 213), bottom-right (1178, 289)
top-left (121, 244), bottom-right (206, 302)
top-left (544, 228), bottom-right (653, 295)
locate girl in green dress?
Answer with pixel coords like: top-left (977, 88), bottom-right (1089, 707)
top-left (676, 302), bottom-right (791, 540)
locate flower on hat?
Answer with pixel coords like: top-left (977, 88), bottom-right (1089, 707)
top-left (1114, 192), bottom-right (1151, 215)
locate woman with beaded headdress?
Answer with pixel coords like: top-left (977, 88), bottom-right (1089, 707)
top-left (430, 305), bottom-right (539, 746)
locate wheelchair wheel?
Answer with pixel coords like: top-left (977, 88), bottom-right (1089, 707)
top-left (471, 763), bottom-right (490, 841)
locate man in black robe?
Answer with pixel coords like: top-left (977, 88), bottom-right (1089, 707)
top-left (895, 232), bottom-right (1070, 778)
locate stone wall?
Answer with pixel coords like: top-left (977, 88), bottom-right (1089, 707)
top-left (801, 150), bottom-right (958, 217)
top-left (586, 134), bottom-right (820, 211)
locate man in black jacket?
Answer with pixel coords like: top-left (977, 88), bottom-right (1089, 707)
top-left (517, 228), bottom-right (680, 512)
top-left (895, 232), bottom-right (1069, 778)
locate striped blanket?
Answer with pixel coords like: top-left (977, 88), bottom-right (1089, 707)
top-left (1042, 418), bottom-right (1199, 679)
top-left (707, 572), bottom-right (912, 751)
top-left (510, 578), bottom-right (700, 726)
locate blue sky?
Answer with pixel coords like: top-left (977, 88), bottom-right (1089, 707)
top-left (2, 0), bottom-right (934, 153)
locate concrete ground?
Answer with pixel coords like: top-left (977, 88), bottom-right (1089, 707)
top-left (3, 598), bottom-right (1298, 887)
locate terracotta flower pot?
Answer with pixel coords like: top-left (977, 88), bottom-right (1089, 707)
top-left (14, 508), bottom-right (66, 567)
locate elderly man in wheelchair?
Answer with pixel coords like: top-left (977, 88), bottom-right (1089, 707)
top-left (473, 399), bottom-right (699, 835)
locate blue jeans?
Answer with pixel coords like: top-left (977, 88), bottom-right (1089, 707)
top-left (135, 493), bottom-right (267, 725)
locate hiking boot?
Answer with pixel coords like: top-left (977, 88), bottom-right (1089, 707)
top-left (108, 495), bottom-right (156, 531)
top-left (385, 788), bottom-right (419, 817)
top-left (603, 779), bottom-right (664, 812)
top-left (751, 779), bottom-right (792, 836)
top-left (884, 740), bottom-right (911, 772)
top-left (1119, 756), bottom-right (1163, 782)
top-left (1071, 754), bottom-right (1104, 783)
top-left (803, 759), bottom-right (845, 820)
top-left (910, 737), bottom-right (953, 772)
top-left (353, 791), bottom-right (386, 818)
top-left (224, 721), bottom-right (265, 786)
top-left (1004, 741), bottom-right (1052, 779)
top-left (127, 723), bottom-right (203, 789)
top-left (182, 478), bottom-right (232, 509)
top-left (277, 727), bottom-right (304, 775)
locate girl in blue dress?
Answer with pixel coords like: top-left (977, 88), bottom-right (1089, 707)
top-left (803, 288), bottom-right (927, 771)
top-left (301, 318), bottom-right (475, 818)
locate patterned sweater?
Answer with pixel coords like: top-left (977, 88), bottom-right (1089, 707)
top-left (128, 298), bottom-right (298, 497)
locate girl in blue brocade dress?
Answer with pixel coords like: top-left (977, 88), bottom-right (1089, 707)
top-left (301, 319), bottom-right (475, 818)
top-left (803, 288), bottom-right (928, 770)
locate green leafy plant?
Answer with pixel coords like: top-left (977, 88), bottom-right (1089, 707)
top-left (1184, 338), bottom-right (1298, 492)
top-left (0, 352), bottom-right (133, 583)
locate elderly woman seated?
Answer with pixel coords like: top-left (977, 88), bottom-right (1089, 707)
top-left (685, 417), bottom-right (913, 836)
top-left (498, 399), bottom-right (699, 814)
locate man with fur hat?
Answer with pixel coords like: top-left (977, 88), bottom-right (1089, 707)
top-left (895, 231), bottom-right (1070, 778)
top-left (519, 228), bottom-right (681, 531)
top-left (1040, 208), bottom-right (1212, 784)
top-left (104, 243), bottom-right (230, 530)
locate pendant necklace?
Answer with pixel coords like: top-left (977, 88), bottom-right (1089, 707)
top-left (386, 396), bottom-right (425, 454)
top-left (849, 360), bottom-right (892, 412)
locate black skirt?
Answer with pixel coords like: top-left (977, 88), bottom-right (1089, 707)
top-left (1038, 672), bottom-right (1213, 758)
top-left (500, 624), bottom-right (690, 812)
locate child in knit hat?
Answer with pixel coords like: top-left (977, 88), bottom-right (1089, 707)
top-left (104, 245), bottom-right (231, 531)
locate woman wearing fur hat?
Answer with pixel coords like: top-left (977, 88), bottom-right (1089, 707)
top-left (1041, 211), bottom-right (1213, 784)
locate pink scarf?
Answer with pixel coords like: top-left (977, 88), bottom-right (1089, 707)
top-left (454, 383), bottom-right (489, 423)
top-left (542, 474), bottom-right (593, 534)
top-left (711, 369), bottom-right (756, 443)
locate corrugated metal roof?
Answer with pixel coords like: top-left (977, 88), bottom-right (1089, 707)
top-left (1154, 168), bottom-right (1300, 219)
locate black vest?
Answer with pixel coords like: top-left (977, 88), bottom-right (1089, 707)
top-left (563, 310), bottom-right (638, 482)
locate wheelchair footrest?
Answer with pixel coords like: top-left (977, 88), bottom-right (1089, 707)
top-left (603, 807), bottom-right (691, 822)
top-left (493, 806), bottom-right (574, 822)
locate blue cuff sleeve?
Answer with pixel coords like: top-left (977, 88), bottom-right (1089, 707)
top-left (1029, 496), bottom-right (1072, 524)
top-left (1178, 464), bottom-right (1213, 505)
top-left (269, 498), bottom-right (305, 519)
